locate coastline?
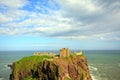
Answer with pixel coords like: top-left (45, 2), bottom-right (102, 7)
top-left (0, 50), bottom-right (120, 80)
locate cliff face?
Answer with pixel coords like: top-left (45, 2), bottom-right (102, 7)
top-left (10, 55), bottom-right (92, 80)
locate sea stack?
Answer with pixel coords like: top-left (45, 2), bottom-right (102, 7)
top-left (10, 48), bottom-right (92, 80)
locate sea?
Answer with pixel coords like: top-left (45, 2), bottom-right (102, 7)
top-left (0, 50), bottom-right (120, 80)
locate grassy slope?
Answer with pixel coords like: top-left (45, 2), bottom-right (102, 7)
top-left (14, 55), bottom-right (51, 80)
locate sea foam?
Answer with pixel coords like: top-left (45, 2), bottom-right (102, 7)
top-left (89, 65), bottom-right (98, 71)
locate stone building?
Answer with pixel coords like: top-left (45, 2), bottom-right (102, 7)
top-left (75, 50), bottom-right (83, 56)
top-left (33, 52), bottom-right (48, 56)
top-left (33, 52), bottom-right (40, 56)
top-left (49, 52), bottom-right (55, 58)
top-left (60, 48), bottom-right (70, 57)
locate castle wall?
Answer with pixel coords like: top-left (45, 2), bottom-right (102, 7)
top-left (60, 48), bottom-right (70, 57)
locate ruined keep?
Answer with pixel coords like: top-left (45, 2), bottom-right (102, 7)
top-left (60, 48), bottom-right (70, 57)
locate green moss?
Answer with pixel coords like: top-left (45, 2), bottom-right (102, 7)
top-left (66, 77), bottom-right (72, 80)
top-left (80, 74), bottom-right (84, 80)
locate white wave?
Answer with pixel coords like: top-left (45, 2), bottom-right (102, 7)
top-left (89, 65), bottom-right (100, 80)
top-left (91, 74), bottom-right (95, 80)
top-left (89, 65), bottom-right (109, 80)
top-left (89, 65), bottom-right (98, 71)
top-left (0, 64), bottom-right (11, 72)
top-left (91, 74), bottom-right (98, 80)
top-left (4, 64), bottom-right (8, 68)
top-left (4, 63), bottom-right (12, 70)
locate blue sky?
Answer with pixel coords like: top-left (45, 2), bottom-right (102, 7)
top-left (0, 0), bottom-right (120, 50)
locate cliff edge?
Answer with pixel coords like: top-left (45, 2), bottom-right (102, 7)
top-left (10, 49), bottom-right (92, 80)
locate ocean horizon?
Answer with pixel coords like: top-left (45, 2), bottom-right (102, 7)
top-left (0, 50), bottom-right (120, 80)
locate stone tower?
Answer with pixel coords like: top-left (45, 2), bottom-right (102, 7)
top-left (60, 48), bottom-right (70, 57)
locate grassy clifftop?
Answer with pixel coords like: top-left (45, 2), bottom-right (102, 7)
top-left (11, 55), bottom-right (51, 80)
top-left (10, 54), bottom-right (92, 80)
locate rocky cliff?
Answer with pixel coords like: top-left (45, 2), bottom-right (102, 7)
top-left (10, 54), bottom-right (92, 80)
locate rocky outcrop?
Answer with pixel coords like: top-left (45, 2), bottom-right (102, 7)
top-left (10, 55), bottom-right (92, 80)
top-left (53, 55), bottom-right (92, 80)
top-left (37, 60), bottom-right (59, 80)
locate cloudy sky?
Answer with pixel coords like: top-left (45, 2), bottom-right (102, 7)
top-left (0, 0), bottom-right (120, 50)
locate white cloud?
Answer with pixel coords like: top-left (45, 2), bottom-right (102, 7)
top-left (0, 13), bottom-right (13, 23)
top-left (0, 0), bottom-right (120, 41)
top-left (0, 0), bottom-right (29, 24)
top-left (55, 35), bottom-right (90, 40)
top-left (0, 0), bottom-right (28, 8)
top-left (0, 14), bottom-right (72, 36)
top-left (0, 9), bottom-right (29, 24)
top-left (58, 0), bottom-right (102, 20)
top-left (59, 0), bottom-right (99, 12)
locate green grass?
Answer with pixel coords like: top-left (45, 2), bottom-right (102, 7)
top-left (14, 55), bottom-right (51, 79)
top-left (24, 75), bottom-right (38, 80)
top-left (18, 55), bottom-right (51, 62)
top-left (66, 77), bottom-right (72, 80)
top-left (80, 74), bottom-right (84, 80)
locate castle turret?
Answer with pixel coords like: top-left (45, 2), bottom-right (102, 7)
top-left (60, 48), bottom-right (70, 57)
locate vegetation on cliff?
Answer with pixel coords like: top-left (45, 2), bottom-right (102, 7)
top-left (10, 49), bottom-right (92, 80)
top-left (10, 55), bottom-right (51, 80)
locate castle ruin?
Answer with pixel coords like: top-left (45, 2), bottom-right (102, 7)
top-left (60, 48), bottom-right (70, 57)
